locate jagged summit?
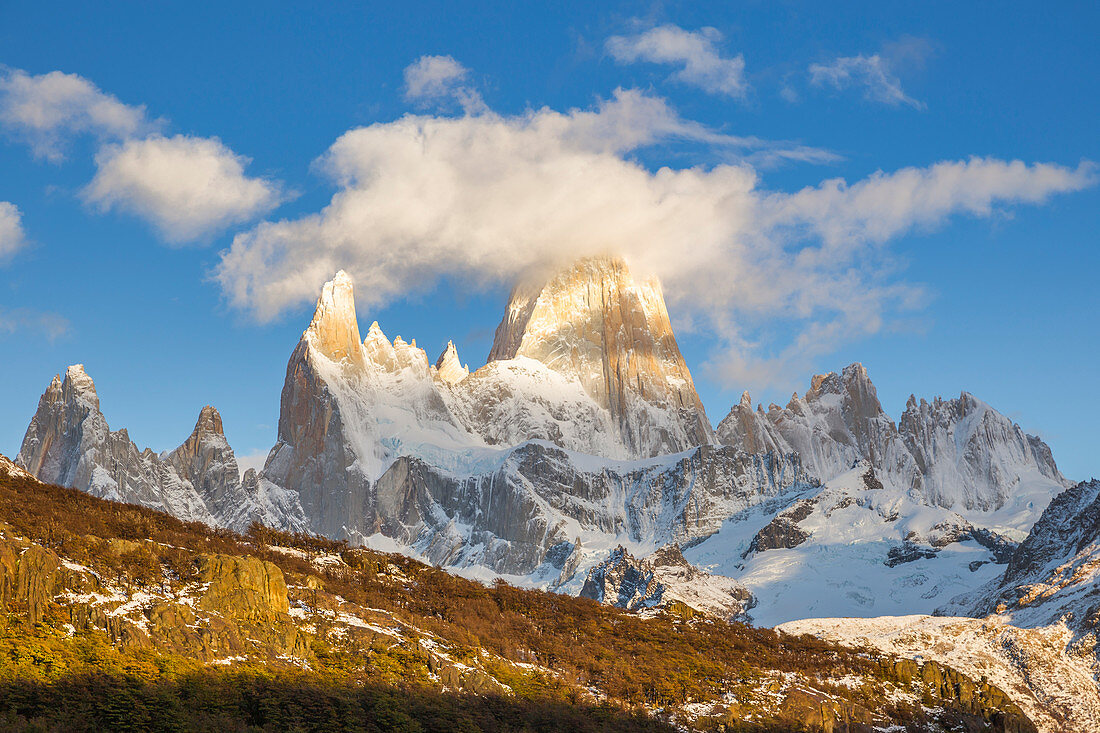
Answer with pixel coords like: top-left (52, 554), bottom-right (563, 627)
top-left (487, 256), bottom-right (713, 456)
top-left (16, 365), bottom-right (304, 532)
top-left (717, 362), bottom-right (1068, 520)
top-left (193, 405), bottom-right (224, 436)
top-left (434, 340), bottom-right (469, 384)
top-left (304, 270), bottom-right (362, 365)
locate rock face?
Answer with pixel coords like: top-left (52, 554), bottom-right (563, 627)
top-left (197, 554), bottom-right (291, 621)
top-left (0, 541), bottom-right (63, 623)
top-left (15, 366), bottom-right (304, 532)
top-left (952, 478), bottom-right (1100, 627)
top-left (717, 363), bottom-right (1068, 516)
top-left (361, 443), bottom-right (813, 576)
top-left (489, 256), bottom-right (713, 457)
top-left (581, 544), bottom-right (753, 621)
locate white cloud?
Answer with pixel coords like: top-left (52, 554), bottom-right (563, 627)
top-left (0, 202), bottom-right (27, 260)
top-left (762, 157), bottom-right (1096, 251)
top-left (213, 87), bottom-right (1095, 388)
top-left (84, 134), bottom-right (286, 243)
top-left (404, 55), bottom-right (485, 113)
top-left (0, 307), bottom-right (68, 340)
top-left (606, 24), bottom-right (748, 98)
top-left (0, 67), bottom-right (286, 242)
top-left (0, 69), bottom-right (155, 161)
top-left (235, 449), bottom-right (270, 477)
top-left (809, 54), bottom-right (923, 109)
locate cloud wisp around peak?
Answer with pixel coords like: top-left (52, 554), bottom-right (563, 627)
top-left (214, 62), bottom-right (1095, 388)
top-left (0, 202), bottom-right (28, 261)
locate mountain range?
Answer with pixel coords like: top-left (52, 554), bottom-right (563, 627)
top-left (12, 255), bottom-right (1094, 729)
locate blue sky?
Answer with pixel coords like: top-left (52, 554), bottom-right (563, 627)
top-left (1, 1), bottom-right (1097, 479)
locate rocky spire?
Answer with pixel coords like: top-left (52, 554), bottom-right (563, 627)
top-left (193, 405), bottom-right (224, 435)
top-left (434, 341), bottom-right (469, 384)
top-left (304, 270), bottom-right (363, 366)
top-left (487, 256), bottom-right (713, 456)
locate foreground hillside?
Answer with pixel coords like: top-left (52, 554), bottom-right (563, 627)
top-left (0, 456), bottom-right (1032, 732)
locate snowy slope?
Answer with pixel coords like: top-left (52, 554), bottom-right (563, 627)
top-left (684, 465), bottom-right (1019, 625)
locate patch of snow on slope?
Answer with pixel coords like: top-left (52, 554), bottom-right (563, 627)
top-left (685, 466), bottom-right (1007, 625)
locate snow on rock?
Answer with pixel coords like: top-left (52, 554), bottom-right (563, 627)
top-left (717, 363), bottom-right (1068, 526)
top-left (580, 544), bottom-right (753, 621)
top-left (15, 367), bottom-right (305, 533)
top-left (433, 341), bottom-right (469, 385)
top-left (685, 465), bottom-right (1017, 626)
top-left (777, 614), bottom-right (1100, 733)
top-left (930, 478), bottom-right (1100, 726)
top-left (352, 442), bottom-right (815, 579)
top-left (488, 256), bottom-right (714, 457)
top-left (0, 453), bottom-right (34, 481)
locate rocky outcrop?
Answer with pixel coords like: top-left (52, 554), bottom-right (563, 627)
top-left (717, 363), bottom-right (1068, 516)
top-left (489, 256), bottom-right (713, 457)
top-left (197, 554), bottom-right (291, 621)
top-left (15, 369), bottom-right (305, 533)
top-left (744, 499), bottom-right (813, 556)
top-left (581, 544), bottom-right (753, 620)
top-left (0, 541), bottom-right (62, 623)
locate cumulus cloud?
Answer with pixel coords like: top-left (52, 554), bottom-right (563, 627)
top-left (606, 24), bottom-right (748, 98)
top-left (83, 134), bottom-right (286, 243)
top-left (0, 307), bottom-right (68, 340)
top-left (213, 86), bottom-right (1094, 387)
top-left (0, 68), bottom-right (155, 161)
top-left (0, 67), bottom-right (285, 242)
top-left (809, 53), bottom-right (923, 108)
top-left (0, 202), bottom-right (27, 260)
top-left (403, 55), bottom-right (485, 113)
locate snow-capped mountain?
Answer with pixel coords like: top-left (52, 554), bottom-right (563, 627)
top-left (15, 365), bottom-right (304, 532)
top-left (13, 257), bottom-right (1075, 619)
top-left (488, 256), bottom-right (714, 456)
top-left (717, 363), bottom-right (1068, 529)
top-left (257, 263), bottom-right (815, 577)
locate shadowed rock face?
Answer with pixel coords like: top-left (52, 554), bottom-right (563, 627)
top-left (717, 363), bottom-right (1068, 513)
top-left (489, 256), bottom-right (714, 457)
top-left (744, 499), bottom-right (814, 556)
